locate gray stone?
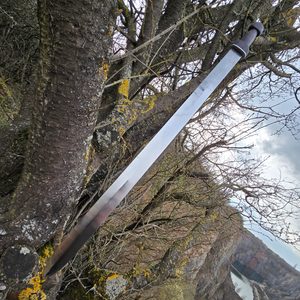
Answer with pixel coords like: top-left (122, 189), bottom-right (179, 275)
top-left (0, 245), bottom-right (38, 285)
top-left (105, 275), bottom-right (128, 299)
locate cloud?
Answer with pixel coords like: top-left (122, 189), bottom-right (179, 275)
top-left (261, 132), bottom-right (300, 179)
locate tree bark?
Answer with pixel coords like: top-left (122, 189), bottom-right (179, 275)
top-left (0, 0), bottom-right (116, 294)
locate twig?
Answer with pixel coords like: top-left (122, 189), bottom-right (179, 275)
top-left (110, 7), bottom-right (202, 62)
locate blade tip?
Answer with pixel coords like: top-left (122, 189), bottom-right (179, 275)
top-left (45, 266), bottom-right (57, 277)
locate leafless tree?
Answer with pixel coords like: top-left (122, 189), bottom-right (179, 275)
top-left (0, 0), bottom-right (300, 298)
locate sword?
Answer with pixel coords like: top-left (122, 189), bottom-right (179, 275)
top-left (46, 22), bottom-right (264, 276)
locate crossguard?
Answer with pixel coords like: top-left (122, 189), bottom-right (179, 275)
top-left (232, 22), bottom-right (264, 57)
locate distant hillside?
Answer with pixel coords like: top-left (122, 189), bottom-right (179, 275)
top-left (233, 231), bottom-right (300, 300)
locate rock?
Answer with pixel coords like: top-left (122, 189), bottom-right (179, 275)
top-left (233, 231), bottom-right (300, 300)
top-left (0, 245), bottom-right (38, 288)
top-left (105, 274), bottom-right (128, 299)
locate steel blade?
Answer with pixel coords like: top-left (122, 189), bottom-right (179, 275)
top-left (47, 49), bottom-right (242, 276)
top-left (46, 181), bottom-right (129, 276)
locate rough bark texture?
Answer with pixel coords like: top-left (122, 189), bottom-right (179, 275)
top-left (0, 0), bottom-right (116, 296)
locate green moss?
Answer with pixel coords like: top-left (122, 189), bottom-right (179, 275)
top-left (0, 76), bottom-right (20, 125)
top-left (158, 279), bottom-right (195, 300)
top-left (59, 267), bottom-right (110, 300)
top-left (59, 281), bottom-right (98, 300)
top-left (127, 264), bottom-right (153, 281)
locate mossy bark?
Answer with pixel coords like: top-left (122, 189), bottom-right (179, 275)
top-left (0, 0), bottom-right (116, 296)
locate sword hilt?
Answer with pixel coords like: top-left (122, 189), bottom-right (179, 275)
top-left (232, 22), bottom-right (264, 58)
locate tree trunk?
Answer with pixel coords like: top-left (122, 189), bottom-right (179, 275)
top-left (0, 0), bottom-right (116, 296)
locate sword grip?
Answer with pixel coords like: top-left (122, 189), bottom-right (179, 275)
top-left (232, 22), bottom-right (264, 58)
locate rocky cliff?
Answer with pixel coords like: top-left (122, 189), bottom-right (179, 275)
top-left (57, 148), bottom-right (243, 300)
top-left (58, 203), bottom-right (243, 300)
top-left (233, 231), bottom-right (300, 300)
top-left (55, 147), bottom-right (300, 300)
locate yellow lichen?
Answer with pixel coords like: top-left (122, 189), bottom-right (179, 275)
top-left (118, 125), bottom-right (126, 136)
top-left (101, 62), bottom-right (110, 80)
top-left (175, 269), bottom-right (183, 278)
top-left (113, 88), bottom-right (158, 138)
top-left (107, 273), bottom-right (119, 281)
top-left (18, 244), bottom-right (53, 300)
top-left (268, 36), bottom-right (277, 43)
top-left (85, 267), bottom-right (125, 297)
top-left (18, 275), bottom-right (46, 300)
top-left (174, 257), bottom-right (189, 278)
top-left (130, 265), bottom-right (152, 280)
top-left (143, 268), bottom-right (151, 279)
top-left (282, 7), bottom-right (300, 27)
top-left (115, 97), bottom-right (138, 135)
top-left (159, 280), bottom-right (195, 300)
top-left (140, 95), bottom-right (158, 114)
top-left (84, 143), bottom-right (93, 162)
top-left (209, 210), bottom-right (219, 222)
top-left (39, 243), bottom-right (54, 269)
top-left (118, 79), bottom-right (130, 98)
top-left (116, 97), bottom-right (132, 114)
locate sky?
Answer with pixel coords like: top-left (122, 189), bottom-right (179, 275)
top-left (248, 124), bottom-right (300, 271)
top-left (223, 57), bottom-right (300, 272)
top-left (223, 75), bottom-right (300, 300)
top-left (229, 65), bottom-right (300, 269)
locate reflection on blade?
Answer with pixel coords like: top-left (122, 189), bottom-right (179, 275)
top-left (47, 49), bottom-right (242, 276)
top-left (46, 181), bottom-right (129, 276)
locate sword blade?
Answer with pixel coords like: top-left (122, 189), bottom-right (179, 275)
top-left (46, 49), bottom-right (241, 276)
top-left (46, 181), bottom-right (129, 276)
